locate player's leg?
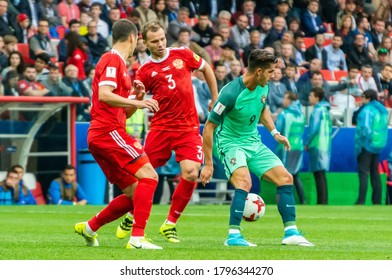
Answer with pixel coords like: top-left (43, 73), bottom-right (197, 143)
top-left (159, 131), bottom-right (202, 243)
top-left (126, 160), bottom-right (162, 249)
top-left (218, 147), bottom-right (256, 246)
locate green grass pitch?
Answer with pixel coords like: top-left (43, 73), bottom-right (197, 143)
top-left (0, 204), bottom-right (391, 260)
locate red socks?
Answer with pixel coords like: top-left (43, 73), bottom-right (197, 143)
top-left (131, 178), bottom-right (158, 237)
top-left (168, 178), bottom-right (197, 223)
top-left (88, 194), bottom-right (133, 232)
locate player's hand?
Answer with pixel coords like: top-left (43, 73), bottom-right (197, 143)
top-left (134, 98), bottom-right (159, 112)
top-left (274, 134), bottom-right (291, 150)
top-left (208, 99), bottom-right (217, 112)
top-left (133, 80), bottom-right (146, 100)
top-left (200, 165), bottom-right (213, 186)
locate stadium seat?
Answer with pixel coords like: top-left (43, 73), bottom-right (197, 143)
top-left (334, 70), bottom-right (348, 81)
top-left (320, 69), bottom-right (335, 81)
top-left (30, 182), bottom-right (46, 205)
top-left (56, 26), bottom-right (67, 40)
top-left (303, 37), bottom-right (315, 48)
top-left (57, 61), bottom-right (64, 76)
top-left (323, 38), bottom-right (332, 47)
top-left (17, 43), bottom-right (31, 62)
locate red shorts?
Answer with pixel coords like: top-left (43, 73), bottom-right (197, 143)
top-left (88, 129), bottom-right (149, 190)
top-left (144, 129), bottom-right (203, 168)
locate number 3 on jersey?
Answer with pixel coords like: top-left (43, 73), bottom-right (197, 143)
top-left (165, 74), bottom-right (176, 89)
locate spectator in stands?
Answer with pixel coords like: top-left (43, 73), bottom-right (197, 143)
top-left (358, 64), bottom-right (378, 92)
top-left (276, 0), bottom-right (295, 24)
top-left (192, 12), bottom-right (214, 48)
top-left (84, 20), bottom-right (110, 65)
top-left (375, 37), bottom-right (392, 65)
top-left (325, 34), bottom-right (347, 71)
top-left (135, 37), bottom-right (149, 66)
top-left (79, 11), bottom-right (90, 36)
top-left (107, 7), bottom-right (121, 34)
top-left (281, 63), bottom-right (299, 94)
top-left (62, 64), bottom-right (90, 121)
top-left (218, 24), bottom-right (240, 59)
top-left (166, 0), bottom-right (179, 22)
top-left (219, 42), bottom-right (238, 74)
top-left (297, 58), bottom-right (322, 84)
top-left (256, 15), bottom-right (277, 48)
top-left (305, 87), bottom-right (331, 205)
top-left (374, 64), bottom-right (392, 105)
top-left (153, 0), bottom-right (169, 31)
top-left (17, 0), bottom-right (39, 31)
top-left (232, 0), bottom-right (261, 29)
top-left (58, 20), bottom-right (81, 63)
top-left (29, 19), bottom-right (57, 60)
top-left (275, 91), bottom-right (306, 204)
top-left (192, 70), bottom-right (211, 123)
top-left (370, 19), bottom-right (387, 50)
top-left (90, 2), bottom-right (109, 38)
top-left (65, 31), bottom-right (89, 80)
top-left (212, 10), bottom-right (232, 32)
top-left (267, 67), bottom-right (287, 120)
top-left (2, 70), bottom-right (19, 96)
top-left (288, 17), bottom-right (304, 37)
top-left (353, 16), bottom-right (376, 57)
top-left (34, 52), bottom-right (50, 82)
top-left (301, 0), bottom-right (326, 37)
top-left (1, 50), bottom-right (25, 78)
top-left (127, 8), bottom-right (142, 33)
top-left (77, 0), bottom-right (91, 14)
top-left (166, 7), bottom-right (200, 47)
top-left (280, 43), bottom-right (297, 69)
top-left (38, 0), bottom-right (62, 29)
top-left (0, 169), bottom-right (20, 205)
top-left (102, 0), bottom-right (118, 27)
top-left (341, 65), bottom-right (363, 99)
top-left (42, 64), bottom-right (73, 96)
top-left (17, 64), bottom-right (51, 96)
top-left (272, 30), bottom-right (294, 58)
top-left (214, 62), bottom-right (230, 92)
top-left (355, 89), bottom-right (389, 205)
top-left (271, 16), bottom-right (287, 42)
top-left (230, 14), bottom-right (250, 52)
top-left (0, 35), bottom-right (17, 72)
top-left (336, 0), bottom-right (358, 32)
top-left (119, 0), bottom-right (135, 19)
top-left (375, 0), bottom-right (392, 23)
top-left (14, 14), bottom-right (34, 44)
top-left (0, 0), bottom-right (18, 37)
top-left (47, 164), bottom-right (88, 205)
top-left (135, 0), bottom-right (157, 27)
top-left (305, 33), bottom-right (328, 69)
top-left (346, 33), bottom-right (372, 69)
top-left (10, 164), bottom-right (36, 205)
top-left (58, 0), bottom-right (81, 28)
top-left (205, 33), bottom-right (223, 66)
top-left (242, 30), bottom-right (260, 68)
top-left (293, 32), bottom-right (309, 70)
top-left (170, 27), bottom-right (212, 66)
top-left (82, 66), bottom-right (95, 99)
top-left (226, 59), bottom-right (242, 82)
top-left (339, 14), bottom-right (356, 37)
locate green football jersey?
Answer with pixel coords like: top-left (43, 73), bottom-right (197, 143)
top-left (208, 77), bottom-right (268, 148)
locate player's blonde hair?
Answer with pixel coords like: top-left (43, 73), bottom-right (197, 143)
top-left (141, 20), bottom-right (164, 41)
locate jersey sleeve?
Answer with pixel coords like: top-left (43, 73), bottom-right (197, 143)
top-left (17, 80), bottom-right (30, 95)
top-left (208, 87), bottom-right (236, 126)
top-left (97, 54), bottom-right (122, 89)
top-left (183, 47), bottom-right (205, 71)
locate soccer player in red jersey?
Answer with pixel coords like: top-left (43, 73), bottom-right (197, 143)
top-left (116, 20), bottom-right (219, 243)
top-left (74, 19), bottom-right (163, 249)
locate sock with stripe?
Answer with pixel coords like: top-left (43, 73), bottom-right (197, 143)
top-left (276, 185), bottom-right (298, 235)
top-left (131, 178), bottom-right (158, 237)
top-left (167, 177), bottom-right (197, 224)
top-left (88, 194), bottom-right (133, 232)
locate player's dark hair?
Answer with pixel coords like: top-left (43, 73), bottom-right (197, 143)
top-left (310, 87), bottom-right (325, 100)
top-left (247, 49), bottom-right (277, 72)
top-left (141, 20), bottom-right (164, 41)
top-left (112, 19), bottom-right (138, 45)
top-left (363, 89), bottom-right (378, 101)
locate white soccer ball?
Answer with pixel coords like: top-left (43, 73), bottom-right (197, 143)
top-left (242, 193), bottom-right (266, 222)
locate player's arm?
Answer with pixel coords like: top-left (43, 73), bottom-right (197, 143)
top-left (199, 62), bottom-right (219, 110)
top-left (200, 120), bottom-right (218, 186)
top-left (98, 84), bottom-right (158, 112)
top-left (260, 106), bottom-right (291, 150)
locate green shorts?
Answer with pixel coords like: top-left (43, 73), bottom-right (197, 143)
top-left (218, 141), bottom-right (283, 180)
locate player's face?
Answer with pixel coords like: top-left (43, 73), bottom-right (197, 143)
top-left (144, 27), bottom-right (167, 59)
top-left (257, 63), bottom-right (276, 87)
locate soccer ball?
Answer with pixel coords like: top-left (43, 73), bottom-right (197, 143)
top-left (242, 193), bottom-right (266, 222)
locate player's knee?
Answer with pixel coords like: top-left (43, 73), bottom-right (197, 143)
top-left (181, 168), bottom-right (199, 182)
top-left (280, 171), bottom-right (293, 185)
top-left (234, 177), bottom-right (252, 192)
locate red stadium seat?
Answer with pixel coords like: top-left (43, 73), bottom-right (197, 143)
top-left (303, 37), bottom-right (315, 48)
top-left (30, 182), bottom-right (46, 205)
top-left (56, 26), bottom-right (67, 40)
top-left (333, 70), bottom-right (348, 81)
top-left (17, 43), bottom-right (34, 64)
top-left (320, 69), bottom-right (335, 81)
top-left (323, 38), bottom-right (332, 47)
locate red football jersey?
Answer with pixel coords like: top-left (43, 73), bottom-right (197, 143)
top-left (89, 49), bottom-right (132, 139)
top-left (136, 47), bottom-right (205, 132)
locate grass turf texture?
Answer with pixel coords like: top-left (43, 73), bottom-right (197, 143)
top-left (0, 205), bottom-right (391, 260)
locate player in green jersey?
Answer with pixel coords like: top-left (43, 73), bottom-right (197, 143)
top-left (200, 49), bottom-right (314, 247)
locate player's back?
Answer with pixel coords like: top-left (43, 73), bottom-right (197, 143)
top-left (89, 50), bottom-right (132, 139)
top-left (136, 47), bottom-right (204, 132)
